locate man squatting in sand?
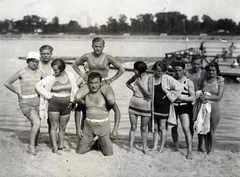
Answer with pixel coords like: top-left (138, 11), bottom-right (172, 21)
top-left (75, 72), bottom-right (120, 156)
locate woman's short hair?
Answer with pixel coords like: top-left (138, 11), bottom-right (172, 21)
top-left (88, 72), bottom-right (102, 82)
top-left (51, 59), bottom-right (66, 72)
top-left (152, 61), bottom-right (168, 72)
top-left (134, 61), bottom-right (147, 74)
top-left (205, 61), bottom-right (220, 74)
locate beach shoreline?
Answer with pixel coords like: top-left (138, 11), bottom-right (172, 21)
top-left (1, 34), bottom-right (240, 42)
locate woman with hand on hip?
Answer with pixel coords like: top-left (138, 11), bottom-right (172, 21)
top-left (126, 61), bottom-right (152, 155)
top-left (35, 59), bottom-right (78, 155)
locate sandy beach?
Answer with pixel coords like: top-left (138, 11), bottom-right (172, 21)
top-left (0, 38), bottom-right (240, 177)
top-left (0, 125), bottom-right (239, 177)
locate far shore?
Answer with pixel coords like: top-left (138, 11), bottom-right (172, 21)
top-left (1, 33), bottom-right (240, 42)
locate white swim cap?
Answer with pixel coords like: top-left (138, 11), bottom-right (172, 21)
top-left (27, 51), bottom-right (40, 60)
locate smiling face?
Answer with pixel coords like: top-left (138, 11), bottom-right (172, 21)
top-left (92, 41), bottom-right (104, 55)
top-left (88, 77), bottom-right (101, 93)
top-left (40, 49), bottom-right (52, 63)
top-left (207, 66), bottom-right (217, 78)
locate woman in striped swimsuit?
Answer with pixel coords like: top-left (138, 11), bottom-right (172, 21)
top-left (126, 61), bottom-right (152, 154)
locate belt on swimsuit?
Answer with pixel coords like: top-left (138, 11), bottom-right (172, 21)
top-left (22, 94), bottom-right (38, 99)
top-left (52, 93), bottom-right (70, 97)
top-left (86, 117), bottom-right (109, 123)
top-left (174, 103), bottom-right (187, 106)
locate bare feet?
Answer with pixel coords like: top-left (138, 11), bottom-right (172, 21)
top-left (142, 150), bottom-right (151, 155)
top-left (27, 146), bottom-right (37, 156)
top-left (173, 145), bottom-right (179, 151)
top-left (186, 152), bottom-right (193, 160)
top-left (52, 148), bottom-right (61, 155)
top-left (159, 149), bottom-right (164, 153)
top-left (198, 148), bottom-right (205, 152)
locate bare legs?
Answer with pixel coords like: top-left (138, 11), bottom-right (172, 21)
top-left (204, 103), bottom-right (221, 154)
top-left (27, 110), bottom-right (41, 155)
top-left (172, 114), bottom-right (193, 159)
top-left (153, 118), bottom-right (167, 152)
top-left (129, 113), bottom-right (150, 154)
top-left (49, 112), bottom-right (70, 155)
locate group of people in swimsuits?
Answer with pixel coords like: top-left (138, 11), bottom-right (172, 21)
top-left (126, 56), bottom-right (224, 159)
top-left (4, 37), bottom-right (225, 159)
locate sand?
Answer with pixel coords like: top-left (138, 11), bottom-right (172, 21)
top-left (0, 127), bottom-right (239, 177)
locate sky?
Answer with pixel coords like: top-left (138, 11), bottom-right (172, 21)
top-left (0, 0), bottom-right (239, 27)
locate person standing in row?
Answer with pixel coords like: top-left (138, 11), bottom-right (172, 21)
top-left (72, 37), bottom-right (125, 139)
top-left (39, 45), bottom-right (54, 146)
top-left (186, 56), bottom-right (208, 151)
top-left (35, 59), bottom-right (78, 155)
top-left (4, 51), bottom-right (42, 155)
top-left (172, 62), bottom-right (195, 159)
top-left (199, 61), bottom-right (225, 154)
top-left (126, 61), bottom-right (151, 154)
top-left (148, 61), bottom-right (183, 153)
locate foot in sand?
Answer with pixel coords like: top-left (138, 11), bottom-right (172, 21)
top-left (27, 146), bottom-right (37, 156)
top-left (52, 148), bottom-right (61, 155)
top-left (142, 150), bottom-right (151, 155)
top-left (198, 148), bottom-right (205, 152)
top-left (186, 152), bottom-right (193, 160)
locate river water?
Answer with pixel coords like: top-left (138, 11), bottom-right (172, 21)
top-left (0, 39), bottom-right (239, 149)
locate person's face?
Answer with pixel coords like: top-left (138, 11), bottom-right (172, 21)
top-left (174, 66), bottom-right (184, 79)
top-left (154, 65), bottom-right (164, 78)
top-left (88, 77), bottom-right (101, 93)
top-left (92, 41), bottom-right (104, 55)
top-left (40, 49), bottom-right (52, 62)
top-left (192, 59), bottom-right (202, 72)
top-left (52, 65), bottom-right (62, 76)
top-left (133, 68), bottom-right (139, 76)
top-left (28, 59), bottom-right (39, 70)
top-left (207, 66), bottom-right (217, 78)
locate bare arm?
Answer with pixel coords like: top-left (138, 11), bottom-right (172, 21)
top-left (107, 55), bottom-right (125, 82)
top-left (4, 71), bottom-right (22, 97)
top-left (126, 75), bottom-right (136, 91)
top-left (72, 54), bottom-right (88, 81)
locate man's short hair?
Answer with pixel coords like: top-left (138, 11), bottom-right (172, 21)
top-left (92, 37), bottom-right (105, 46)
top-left (88, 72), bottom-right (102, 82)
top-left (192, 55), bottom-right (203, 63)
top-left (39, 45), bottom-right (53, 53)
top-left (173, 61), bottom-right (185, 69)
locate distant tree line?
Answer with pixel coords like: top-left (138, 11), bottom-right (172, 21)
top-left (1, 11), bottom-right (240, 35)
